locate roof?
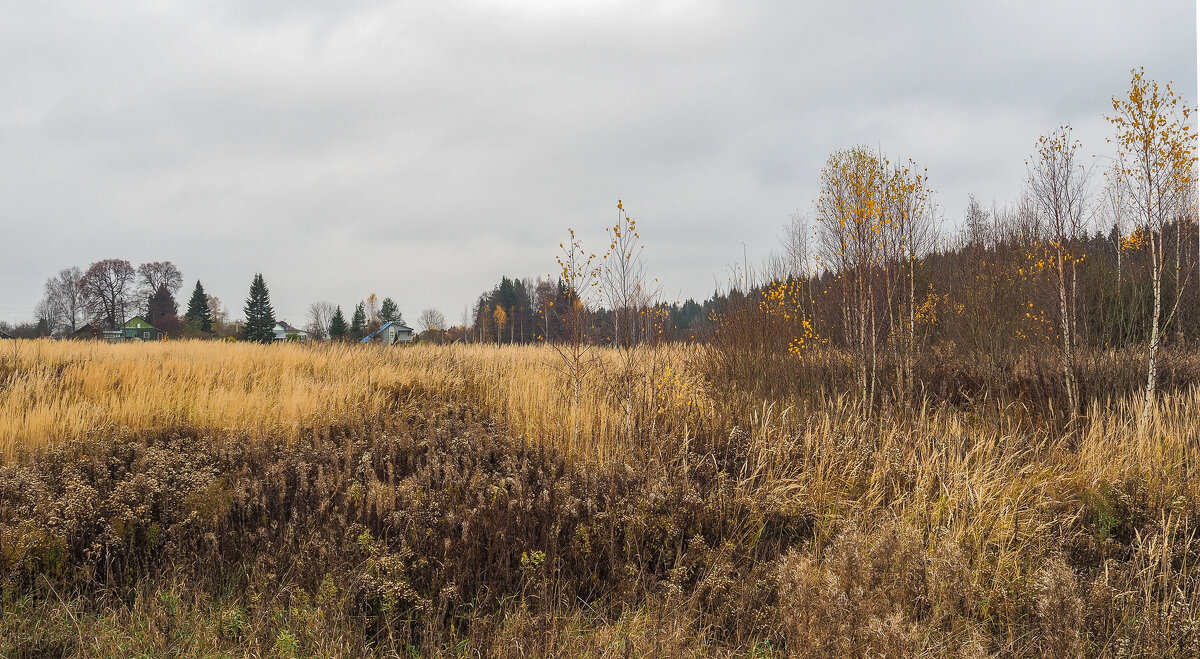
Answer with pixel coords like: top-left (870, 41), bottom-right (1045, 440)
top-left (360, 321), bottom-right (413, 343)
top-left (123, 316), bottom-right (158, 330)
top-left (275, 321), bottom-right (306, 334)
top-left (0, 329), bottom-right (13, 339)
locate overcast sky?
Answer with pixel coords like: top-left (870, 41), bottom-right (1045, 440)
top-left (1, 1), bottom-right (1195, 326)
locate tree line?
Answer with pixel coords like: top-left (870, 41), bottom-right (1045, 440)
top-left (302, 294), bottom-right (439, 343)
top-left (6, 261), bottom-right (441, 345)
top-left (455, 69), bottom-right (1196, 422)
top-left (14, 259), bottom-right (194, 338)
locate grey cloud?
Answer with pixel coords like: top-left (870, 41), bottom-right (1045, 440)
top-left (1, 0), bottom-right (1194, 324)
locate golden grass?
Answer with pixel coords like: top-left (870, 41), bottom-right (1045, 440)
top-left (8, 338), bottom-right (1193, 591)
top-left (0, 340), bottom-right (703, 462)
top-left (3, 338), bottom-right (1198, 652)
top-left (3, 340), bottom-right (1195, 500)
top-left (0, 340), bottom-right (436, 458)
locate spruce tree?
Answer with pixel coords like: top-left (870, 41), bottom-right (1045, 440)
top-left (329, 306), bottom-right (348, 341)
top-left (147, 284), bottom-right (178, 328)
top-left (184, 280), bottom-right (212, 333)
top-left (243, 273), bottom-right (276, 344)
top-left (379, 297), bottom-right (400, 323)
top-left (351, 301), bottom-right (367, 339)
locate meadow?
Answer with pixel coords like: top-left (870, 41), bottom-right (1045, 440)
top-left (1, 339), bottom-right (1198, 656)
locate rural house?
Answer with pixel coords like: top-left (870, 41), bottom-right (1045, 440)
top-left (71, 321), bottom-right (154, 342)
top-left (122, 316), bottom-right (165, 341)
top-left (361, 321), bottom-right (414, 345)
top-left (273, 321), bottom-right (309, 342)
top-left (71, 323), bottom-right (122, 341)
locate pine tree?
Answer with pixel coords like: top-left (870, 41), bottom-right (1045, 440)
top-left (351, 302), bottom-right (367, 339)
top-left (243, 273), bottom-right (276, 344)
top-left (380, 297), bottom-right (401, 323)
top-left (184, 280), bottom-right (212, 333)
top-left (329, 306), bottom-right (348, 340)
top-left (147, 284), bottom-right (178, 328)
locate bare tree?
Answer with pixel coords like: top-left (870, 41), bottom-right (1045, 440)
top-left (207, 294), bottom-right (230, 336)
top-left (881, 158), bottom-right (935, 402)
top-left (365, 293), bottom-right (381, 334)
top-left (80, 259), bottom-right (136, 329)
top-left (32, 298), bottom-right (54, 336)
top-left (599, 201), bottom-right (664, 441)
top-left (962, 194), bottom-right (991, 249)
top-left (1100, 160), bottom-right (1130, 289)
top-left (306, 301), bottom-right (336, 341)
top-left (776, 212), bottom-right (821, 330)
top-left (42, 267), bottom-right (86, 335)
top-left (781, 212), bottom-right (819, 276)
top-left (38, 286), bottom-right (63, 336)
top-left (544, 228), bottom-right (602, 446)
top-left (602, 201), bottom-right (653, 348)
top-left (1027, 126), bottom-right (1090, 415)
top-left (418, 308), bottom-right (446, 336)
top-left (136, 261), bottom-right (183, 315)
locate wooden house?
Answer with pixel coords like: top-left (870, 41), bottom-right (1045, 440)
top-left (122, 316), bottom-right (165, 341)
top-left (361, 321), bottom-right (414, 345)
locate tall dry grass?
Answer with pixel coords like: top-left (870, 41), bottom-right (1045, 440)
top-left (0, 340), bottom-right (445, 459)
top-left (2, 338), bottom-right (1198, 655)
top-left (0, 340), bottom-right (703, 462)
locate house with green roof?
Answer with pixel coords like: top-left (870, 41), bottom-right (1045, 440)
top-left (122, 316), bottom-right (165, 341)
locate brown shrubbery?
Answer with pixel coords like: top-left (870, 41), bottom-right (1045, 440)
top-left (705, 285), bottom-right (1200, 424)
top-left (0, 387), bottom-right (799, 655)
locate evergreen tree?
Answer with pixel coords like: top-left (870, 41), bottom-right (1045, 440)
top-left (350, 301), bottom-right (367, 339)
top-left (147, 284), bottom-right (178, 327)
top-left (329, 306), bottom-right (348, 340)
top-left (243, 273), bottom-right (276, 344)
top-left (184, 280), bottom-right (212, 333)
top-left (379, 297), bottom-right (401, 323)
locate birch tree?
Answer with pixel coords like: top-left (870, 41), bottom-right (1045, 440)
top-left (544, 229), bottom-right (601, 448)
top-left (815, 146), bottom-right (887, 413)
top-left (1106, 69), bottom-right (1197, 423)
top-left (600, 200), bottom-right (660, 441)
top-left (881, 159), bottom-right (935, 402)
top-left (1027, 126), bottom-right (1089, 415)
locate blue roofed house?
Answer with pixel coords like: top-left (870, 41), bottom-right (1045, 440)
top-left (361, 321), bottom-right (414, 345)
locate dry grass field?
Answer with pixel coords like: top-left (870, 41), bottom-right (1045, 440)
top-left (0, 340), bottom-right (704, 463)
top-left (1, 339), bottom-right (1198, 656)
